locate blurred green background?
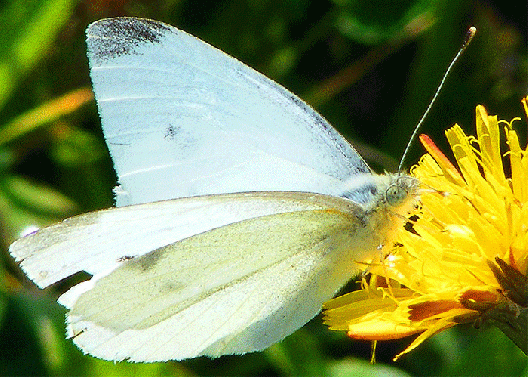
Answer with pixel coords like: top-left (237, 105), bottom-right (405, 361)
top-left (0, 0), bottom-right (527, 376)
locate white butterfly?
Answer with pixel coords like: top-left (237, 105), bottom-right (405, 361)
top-left (9, 18), bottom-right (418, 362)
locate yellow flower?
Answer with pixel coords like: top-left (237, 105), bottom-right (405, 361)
top-left (324, 97), bottom-right (528, 360)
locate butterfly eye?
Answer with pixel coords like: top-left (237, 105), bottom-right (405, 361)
top-left (386, 185), bottom-right (406, 206)
top-left (386, 176), bottom-right (419, 206)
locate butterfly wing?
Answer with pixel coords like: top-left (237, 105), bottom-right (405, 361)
top-left (86, 18), bottom-right (370, 206)
top-left (10, 192), bottom-right (348, 288)
top-left (10, 192), bottom-right (371, 362)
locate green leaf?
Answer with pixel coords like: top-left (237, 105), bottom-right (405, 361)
top-left (0, 0), bottom-right (77, 111)
top-left (334, 0), bottom-right (440, 44)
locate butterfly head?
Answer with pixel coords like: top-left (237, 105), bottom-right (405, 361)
top-left (385, 174), bottom-right (419, 207)
top-left (337, 173), bottom-right (419, 211)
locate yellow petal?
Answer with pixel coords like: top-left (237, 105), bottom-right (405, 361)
top-left (476, 105), bottom-right (504, 182)
top-left (347, 319), bottom-right (424, 340)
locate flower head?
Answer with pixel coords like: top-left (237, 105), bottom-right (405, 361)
top-left (324, 98), bottom-right (528, 360)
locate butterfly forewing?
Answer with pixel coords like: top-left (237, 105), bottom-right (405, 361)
top-left (86, 18), bottom-right (370, 206)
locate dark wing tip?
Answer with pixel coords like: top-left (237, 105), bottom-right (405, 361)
top-left (86, 17), bottom-right (174, 63)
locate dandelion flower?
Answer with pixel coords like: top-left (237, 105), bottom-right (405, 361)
top-left (324, 98), bottom-right (528, 360)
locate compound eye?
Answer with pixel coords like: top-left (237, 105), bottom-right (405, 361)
top-left (386, 184), bottom-right (406, 206)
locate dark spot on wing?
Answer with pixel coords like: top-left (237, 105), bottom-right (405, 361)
top-left (70, 328), bottom-right (86, 339)
top-left (117, 255), bottom-right (135, 262)
top-left (129, 248), bottom-right (163, 272)
top-left (158, 280), bottom-right (185, 294)
top-left (165, 124), bottom-right (180, 139)
top-left (87, 18), bottom-right (173, 63)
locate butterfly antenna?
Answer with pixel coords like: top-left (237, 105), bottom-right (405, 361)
top-left (398, 26), bottom-right (476, 173)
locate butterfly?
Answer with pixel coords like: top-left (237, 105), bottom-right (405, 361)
top-left (9, 17), bottom-right (418, 362)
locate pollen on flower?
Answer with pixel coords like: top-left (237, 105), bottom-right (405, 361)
top-left (323, 97), bottom-right (528, 360)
